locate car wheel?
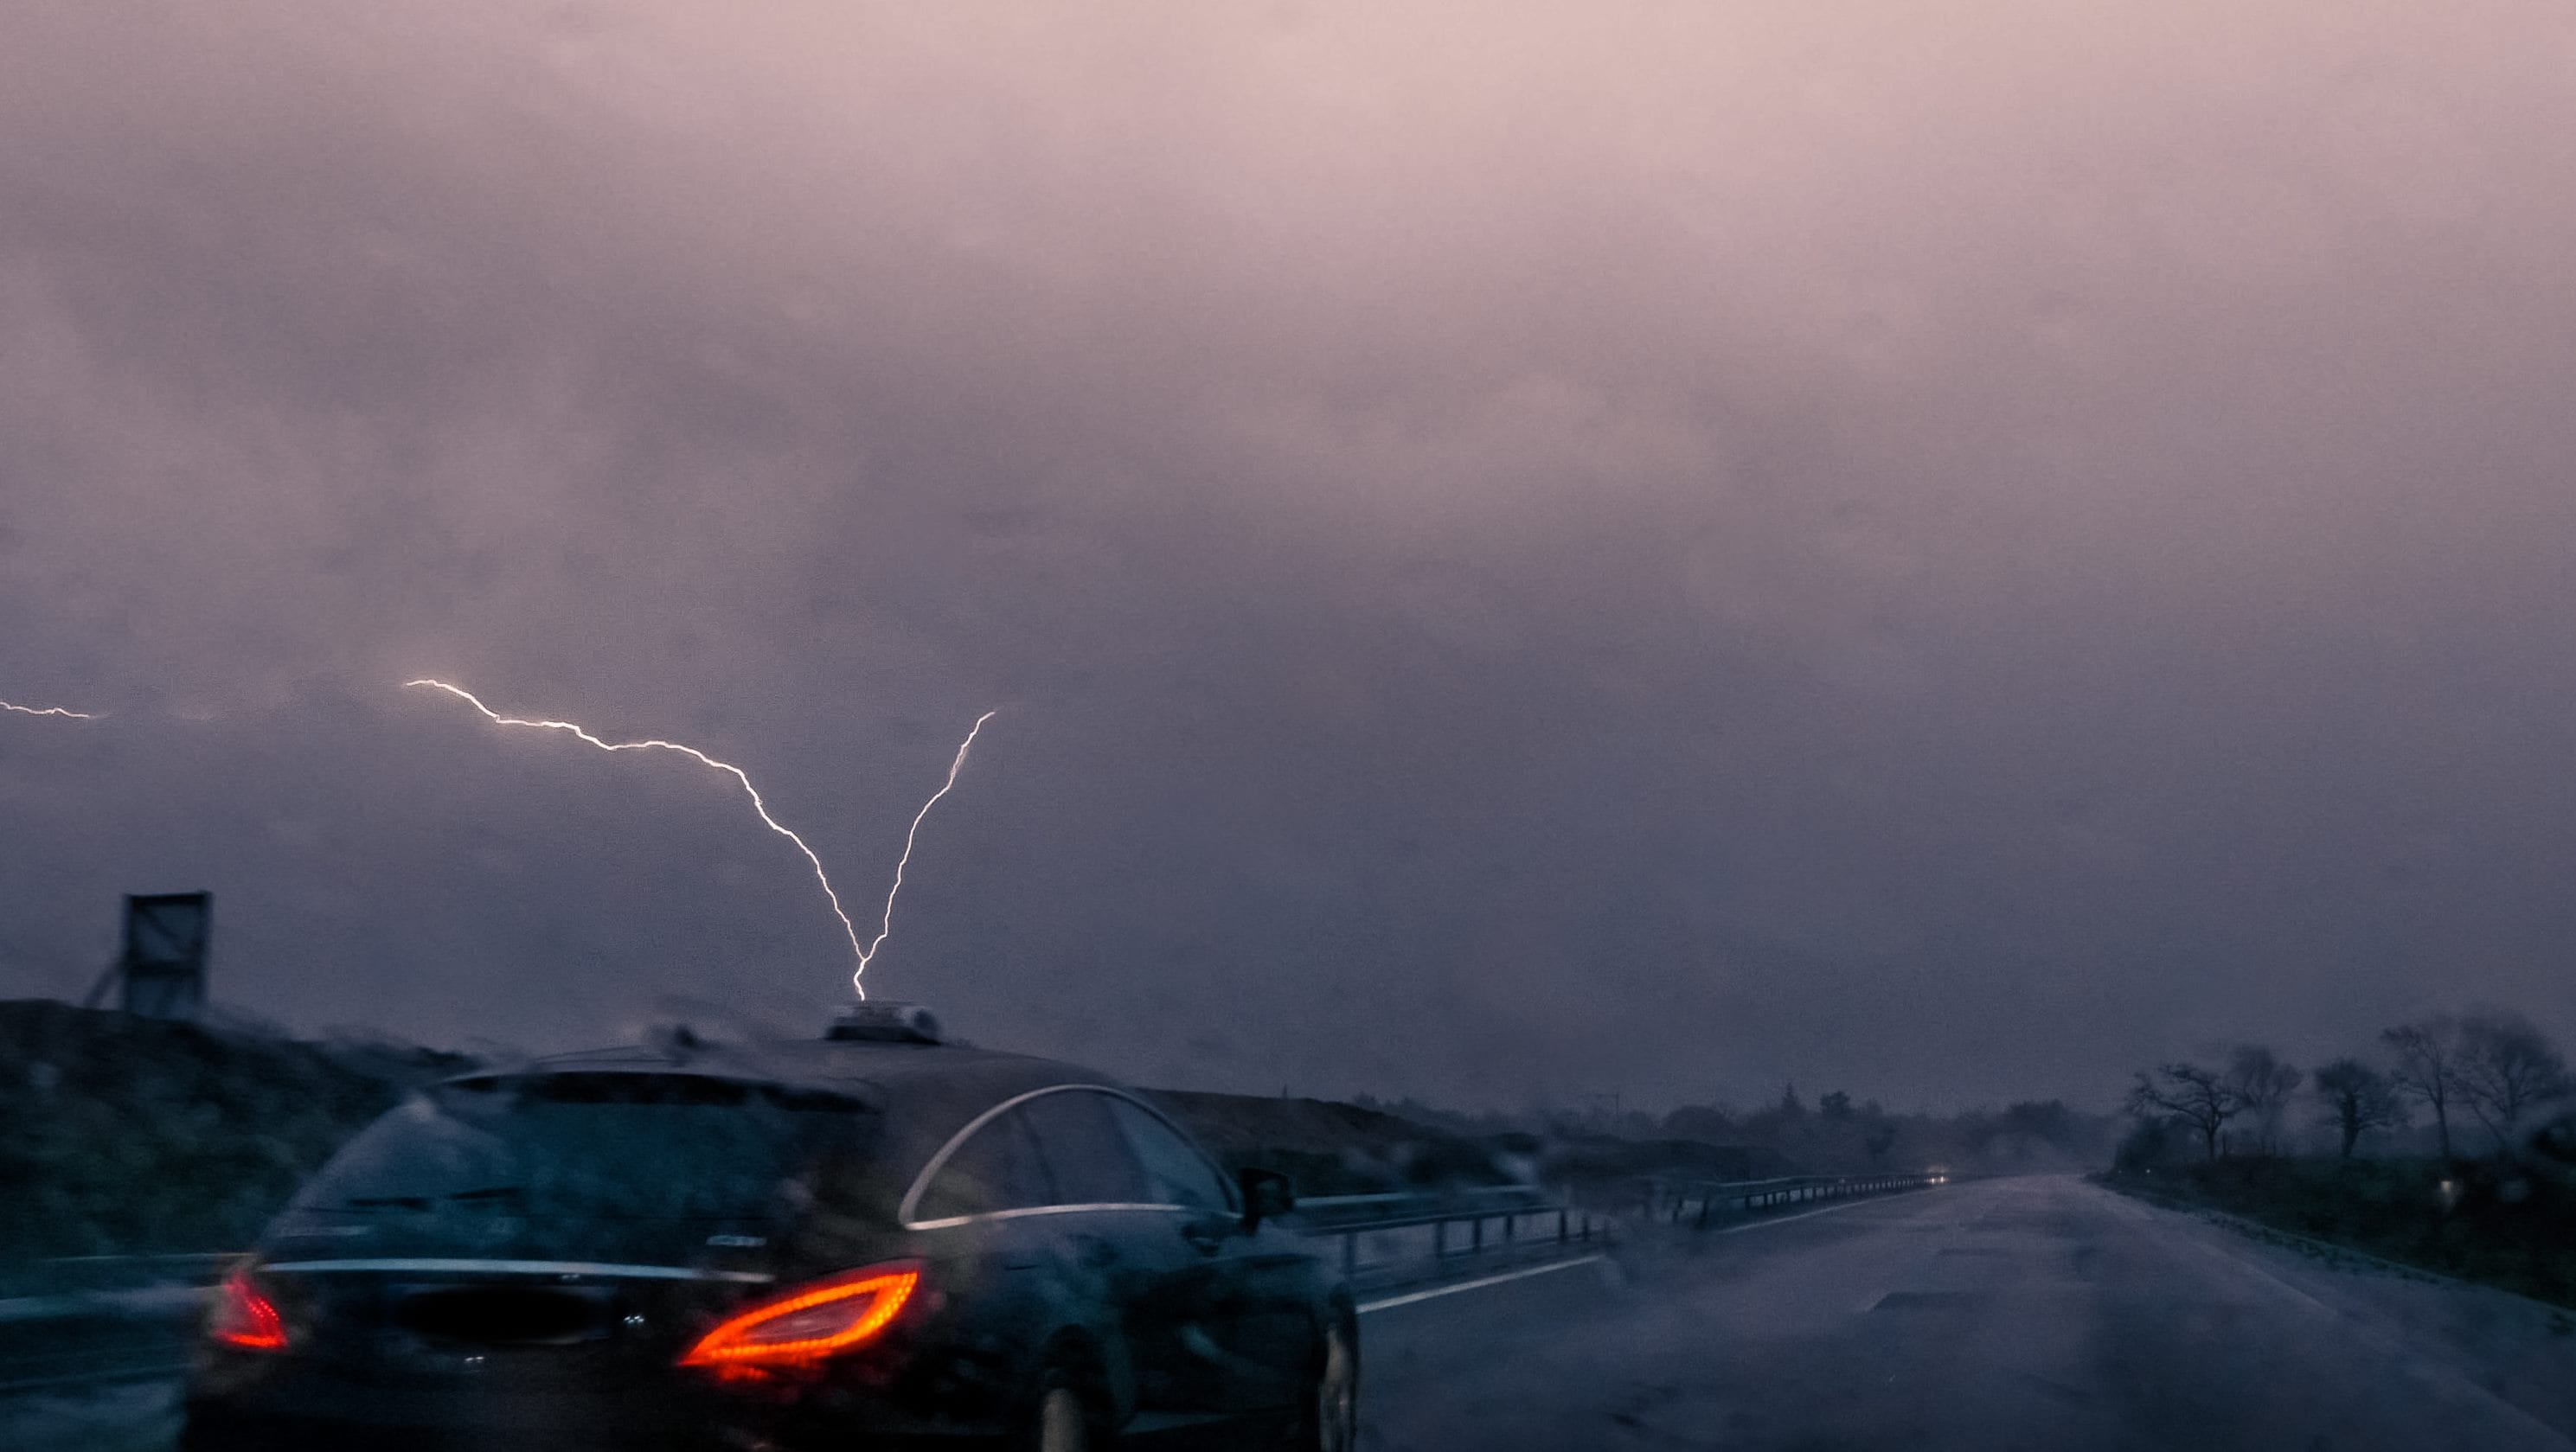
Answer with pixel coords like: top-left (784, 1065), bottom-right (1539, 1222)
top-left (1296, 1315), bottom-right (1358, 1452)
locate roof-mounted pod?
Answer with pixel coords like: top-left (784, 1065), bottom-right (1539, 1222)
top-left (826, 1001), bottom-right (944, 1046)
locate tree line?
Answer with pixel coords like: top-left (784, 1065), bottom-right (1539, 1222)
top-left (2127, 1010), bottom-right (2571, 1163)
top-left (1363, 1083), bottom-right (2124, 1180)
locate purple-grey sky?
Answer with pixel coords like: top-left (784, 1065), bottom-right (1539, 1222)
top-left (4, 1), bottom-right (2574, 1110)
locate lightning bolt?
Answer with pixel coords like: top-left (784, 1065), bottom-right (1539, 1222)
top-left (854, 711), bottom-right (997, 997)
top-left (0, 698), bottom-right (100, 720)
top-left (405, 679), bottom-right (866, 975)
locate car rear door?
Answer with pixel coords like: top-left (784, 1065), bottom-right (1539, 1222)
top-left (1012, 1087), bottom-right (1219, 1423)
top-left (904, 1104), bottom-right (1060, 1417)
top-left (1101, 1095), bottom-right (1313, 1416)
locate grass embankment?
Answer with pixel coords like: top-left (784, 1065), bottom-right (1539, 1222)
top-left (2104, 1156), bottom-right (2576, 1309)
top-left (0, 1001), bottom-right (458, 1259)
top-left (1147, 1097), bottom-right (1817, 1199)
top-left (1146, 1089), bottom-right (1514, 1195)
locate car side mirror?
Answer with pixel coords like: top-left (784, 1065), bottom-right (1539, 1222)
top-left (1238, 1167), bottom-right (1295, 1230)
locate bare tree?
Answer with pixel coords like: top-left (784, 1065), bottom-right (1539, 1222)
top-left (1863, 1120), bottom-right (1898, 1164)
top-left (2383, 1019), bottom-right (2464, 1159)
top-left (2311, 1058), bottom-right (2406, 1158)
top-left (2226, 1046), bottom-right (2303, 1156)
top-left (2128, 1062), bottom-right (2242, 1161)
top-left (2452, 1011), bottom-right (2571, 1158)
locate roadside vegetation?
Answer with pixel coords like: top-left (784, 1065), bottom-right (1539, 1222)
top-left (0, 1000), bottom-right (465, 1259)
top-left (1378, 1084), bottom-right (2121, 1191)
top-left (2109, 1010), bottom-right (2576, 1308)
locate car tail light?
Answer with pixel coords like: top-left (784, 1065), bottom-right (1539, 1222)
top-left (209, 1270), bottom-right (287, 1352)
top-left (678, 1263), bottom-right (920, 1368)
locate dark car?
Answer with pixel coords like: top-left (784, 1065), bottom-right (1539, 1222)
top-left (180, 1005), bottom-right (1357, 1451)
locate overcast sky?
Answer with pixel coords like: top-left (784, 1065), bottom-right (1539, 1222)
top-left (4, 1), bottom-right (2573, 1111)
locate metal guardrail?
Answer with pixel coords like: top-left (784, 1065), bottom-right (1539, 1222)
top-left (1289, 1188), bottom-right (1610, 1292)
top-left (1272, 1168), bottom-right (1949, 1291)
top-left (1293, 1183), bottom-right (1554, 1217)
top-left (1630, 1170), bottom-right (1951, 1229)
top-left (0, 1267), bottom-right (216, 1394)
top-left (0, 1253), bottom-right (232, 1303)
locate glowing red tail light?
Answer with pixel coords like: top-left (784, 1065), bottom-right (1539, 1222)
top-left (679, 1263), bottom-right (920, 1368)
top-left (209, 1270), bottom-right (287, 1352)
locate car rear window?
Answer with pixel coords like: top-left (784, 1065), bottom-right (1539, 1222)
top-left (1017, 1089), bottom-right (1150, 1206)
top-left (1107, 1097), bottom-right (1234, 1212)
top-left (912, 1108), bottom-right (1053, 1222)
top-left (271, 1072), bottom-right (881, 1263)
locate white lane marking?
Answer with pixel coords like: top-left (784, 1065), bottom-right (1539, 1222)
top-left (1715, 1185), bottom-right (1943, 1235)
top-left (1356, 1255), bottom-right (1607, 1314)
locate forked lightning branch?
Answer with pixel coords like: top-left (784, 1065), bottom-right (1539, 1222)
top-left (407, 679), bottom-right (993, 997)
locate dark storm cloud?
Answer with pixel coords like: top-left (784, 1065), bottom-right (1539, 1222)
top-left (5, 0), bottom-right (2576, 1109)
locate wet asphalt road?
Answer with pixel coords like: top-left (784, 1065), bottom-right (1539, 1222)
top-left (1359, 1174), bottom-right (2576, 1451)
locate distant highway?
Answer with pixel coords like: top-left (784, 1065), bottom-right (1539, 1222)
top-left (1360, 1174), bottom-right (2576, 1450)
top-left (12, 1175), bottom-right (2574, 1450)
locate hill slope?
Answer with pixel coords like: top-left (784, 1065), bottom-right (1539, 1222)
top-left (1145, 1088), bottom-right (1515, 1195)
top-left (0, 1001), bottom-right (465, 1257)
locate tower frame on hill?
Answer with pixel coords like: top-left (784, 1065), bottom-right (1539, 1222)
top-left (80, 892), bottom-right (211, 1020)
